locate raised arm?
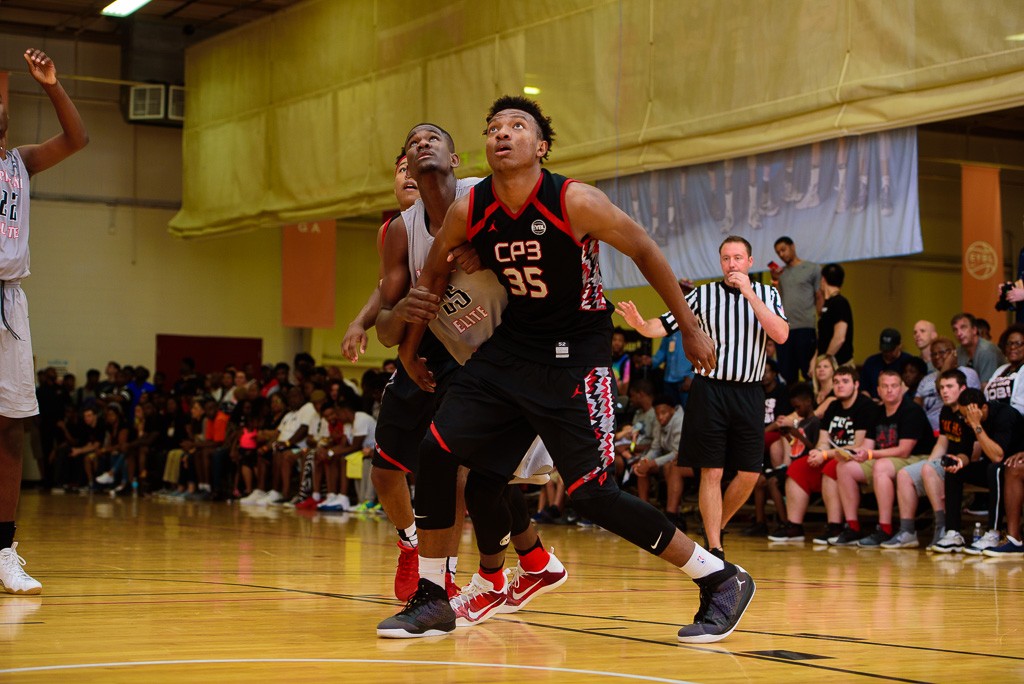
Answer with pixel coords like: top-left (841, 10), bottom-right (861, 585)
top-left (565, 183), bottom-right (715, 373)
top-left (398, 195), bottom-right (470, 390)
top-left (16, 49), bottom-right (88, 177)
top-left (725, 273), bottom-right (789, 344)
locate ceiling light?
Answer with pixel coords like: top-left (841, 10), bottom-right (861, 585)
top-left (101, 0), bottom-right (154, 17)
top-left (523, 86), bottom-right (541, 95)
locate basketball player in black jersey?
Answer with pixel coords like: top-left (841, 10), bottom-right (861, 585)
top-left (377, 96), bottom-right (756, 643)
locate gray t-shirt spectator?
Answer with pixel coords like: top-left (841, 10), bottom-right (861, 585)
top-left (957, 338), bottom-right (1006, 385)
top-left (647, 408), bottom-right (684, 467)
top-left (777, 260), bottom-right (819, 330)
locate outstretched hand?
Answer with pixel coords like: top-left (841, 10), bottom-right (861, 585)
top-left (614, 300), bottom-right (646, 330)
top-left (24, 49), bottom-right (57, 86)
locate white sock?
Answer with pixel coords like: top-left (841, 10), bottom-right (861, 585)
top-left (399, 524), bottom-right (418, 549)
top-left (809, 167), bottom-right (819, 187)
top-left (679, 544), bottom-right (726, 579)
top-left (420, 557), bottom-right (446, 589)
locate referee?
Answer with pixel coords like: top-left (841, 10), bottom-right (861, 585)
top-left (617, 236), bottom-right (788, 558)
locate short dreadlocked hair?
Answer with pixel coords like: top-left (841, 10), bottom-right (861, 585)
top-left (485, 95), bottom-right (555, 162)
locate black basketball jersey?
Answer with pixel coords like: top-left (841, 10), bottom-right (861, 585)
top-left (466, 169), bottom-right (612, 366)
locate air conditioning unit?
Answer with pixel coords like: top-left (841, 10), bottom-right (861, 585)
top-left (128, 84), bottom-right (166, 121)
top-left (167, 85), bottom-right (185, 122)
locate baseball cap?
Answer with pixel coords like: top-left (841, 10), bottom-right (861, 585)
top-left (879, 328), bottom-right (901, 352)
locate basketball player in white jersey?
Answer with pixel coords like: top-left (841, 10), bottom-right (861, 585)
top-left (1, 49), bottom-right (89, 595)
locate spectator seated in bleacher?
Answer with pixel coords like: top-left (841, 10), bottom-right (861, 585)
top-left (860, 328), bottom-right (915, 400)
top-left (984, 323), bottom-right (1024, 413)
top-left (630, 395), bottom-right (689, 531)
top-left (915, 336), bottom-right (981, 434)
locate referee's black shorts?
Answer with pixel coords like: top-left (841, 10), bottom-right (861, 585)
top-left (678, 374), bottom-right (764, 473)
top-left (430, 344), bottom-right (616, 497)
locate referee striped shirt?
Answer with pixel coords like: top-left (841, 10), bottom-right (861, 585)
top-left (658, 280), bottom-right (786, 383)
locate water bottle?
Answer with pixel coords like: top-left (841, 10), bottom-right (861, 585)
top-left (973, 522), bottom-right (982, 544)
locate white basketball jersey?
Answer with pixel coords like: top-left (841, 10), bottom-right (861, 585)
top-left (0, 149), bottom-right (31, 281)
top-left (403, 177), bottom-right (508, 364)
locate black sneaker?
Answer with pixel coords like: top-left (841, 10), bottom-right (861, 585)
top-left (376, 578), bottom-right (456, 638)
top-left (768, 522), bottom-right (805, 542)
top-left (829, 525), bottom-right (863, 547)
top-left (741, 522), bottom-right (769, 537)
top-left (678, 564), bottom-right (755, 643)
top-left (856, 525), bottom-right (893, 548)
top-left (813, 522), bottom-right (844, 546)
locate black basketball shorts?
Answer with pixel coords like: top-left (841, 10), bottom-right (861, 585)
top-left (678, 374), bottom-right (764, 473)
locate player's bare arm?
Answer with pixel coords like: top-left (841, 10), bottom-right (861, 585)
top-left (565, 183), bottom-right (716, 373)
top-left (342, 222), bottom-right (390, 361)
top-left (397, 196), bottom-right (470, 391)
top-left (16, 49), bottom-right (88, 177)
top-left (374, 216), bottom-right (416, 348)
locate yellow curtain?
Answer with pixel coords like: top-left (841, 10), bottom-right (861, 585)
top-left (170, 0), bottom-right (1024, 237)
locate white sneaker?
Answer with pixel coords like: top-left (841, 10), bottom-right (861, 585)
top-left (880, 529), bottom-right (919, 549)
top-left (931, 529), bottom-right (965, 554)
top-left (964, 529), bottom-right (1001, 555)
top-left (95, 472), bottom-right (114, 485)
top-left (239, 489), bottom-right (266, 506)
top-left (260, 490), bottom-right (283, 506)
top-left (0, 543), bottom-right (43, 595)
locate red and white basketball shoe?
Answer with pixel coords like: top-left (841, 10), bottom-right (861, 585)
top-left (450, 573), bottom-right (507, 627)
top-left (498, 549), bottom-right (567, 614)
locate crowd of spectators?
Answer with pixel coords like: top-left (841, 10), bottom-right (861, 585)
top-left (31, 354), bottom-right (394, 513)
top-left (22, 240), bottom-right (1024, 561)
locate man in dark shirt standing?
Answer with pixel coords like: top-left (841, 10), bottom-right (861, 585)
top-left (817, 263), bottom-right (854, 366)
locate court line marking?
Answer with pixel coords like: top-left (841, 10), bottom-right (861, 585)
top-left (0, 658), bottom-right (695, 682)
top-left (40, 572), bottom-right (1020, 674)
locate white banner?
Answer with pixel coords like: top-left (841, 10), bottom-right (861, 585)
top-left (597, 128), bottom-right (923, 288)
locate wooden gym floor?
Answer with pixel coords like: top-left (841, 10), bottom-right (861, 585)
top-left (0, 491), bottom-right (1021, 682)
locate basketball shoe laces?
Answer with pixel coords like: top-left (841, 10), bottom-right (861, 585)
top-left (399, 580), bottom-right (445, 615)
top-left (693, 584), bottom-right (713, 623)
top-left (451, 573), bottom-right (503, 614)
top-left (0, 544), bottom-right (32, 584)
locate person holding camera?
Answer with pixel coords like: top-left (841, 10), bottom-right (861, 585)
top-left (930, 388), bottom-right (1024, 553)
top-left (997, 246), bottom-right (1024, 324)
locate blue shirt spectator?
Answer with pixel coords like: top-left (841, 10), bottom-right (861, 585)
top-left (652, 330), bottom-right (694, 408)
